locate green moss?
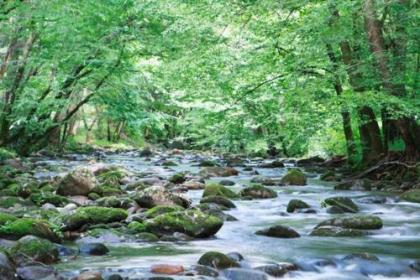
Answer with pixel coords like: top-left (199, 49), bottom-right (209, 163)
top-left (321, 197), bottom-right (359, 213)
top-left (239, 184), bottom-right (277, 199)
top-left (202, 183), bottom-right (238, 199)
top-left (0, 212), bottom-right (17, 226)
top-left (63, 206), bottom-right (128, 231)
top-left (310, 226), bottom-right (366, 237)
top-left (198, 251), bottom-right (239, 269)
top-left (144, 209), bottom-right (223, 238)
top-left (90, 184), bottom-right (122, 197)
top-left (145, 205), bottom-right (184, 218)
top-left (97, 169), bottom-right (125, 186)
top-left (280, 169), bottom-right (307, 186)
top-left (200, 195), bottom-right (236, 208)
top-left (0, 148), bottom-right (16, 161)
top-left (136, 232), bottom-right (159, 242)
top-left (96, 196), bottom-right (133, 209)
top-left (11, 236), bottom-right (59, 264)
top-left (287, 199), bottom-right (310, 213)
top-left (401, 189), bottom-right (420, 203)
top-left (0, 218), bottom-right (60, 242)
top-left (317, 215), bottom-right (383, 230)
top-left (30, 192), bottom-right (68, 206)
top-left (128, 221), bottom-right (146, 233)
top-left (0, 196), bottom-right (32, 209)
top-left (169, 172), bottom-right (186, 184)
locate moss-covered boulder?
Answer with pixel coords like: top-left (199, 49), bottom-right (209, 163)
top-left (197, 251), bottom-right (239, 269)
top-left (321, 197), bottom-right (359, 213)
top-left (133, 186), bottom-right (190, 209)
top-left (0, 196), bottom-right (33, 209)
top-left (199, 167), bottom-right (239, 177)
top-left (127, 221), bottom-right (146, 233)
top-left (169, 172), bottom-right (186, 184)
top-left (144, 209), bottom-right (223, 238)
top-left (280, 169), bottom-right (307, 186)
top-left (96, 196), bottom-right (133, 209)
top-left (0, 218), bottom-right (60, 242)
top-left (316, 215), bottom-right (383, 230)
top-left (96, 169), bottom-right (126, 186)
top-left (11, 235), bottom-right (59, 264)
top-left (30, 192), bottom-right (68, 207)
top-left (145, 205), bottom-right (184, 219)
top-left (0, 212), bottom-right (17, 226)
top-left (400, 189), bottom-right (420, 203)
top-left (239, 184), bottom-right (277, 199)
top-left (202, 183), bottom-right (238, 199)
top-left (90, 184), bottom-right (122, 197)
top-left (310, 226), bottom-right (366, 237)
top-left (57, 168), bottom-right (97, 196)
top-left (286, 199), bottom-right (310, 213)
top-left (200, 196), bottom-right (236, 208)
top-left (194, 203), bottom-right (237, 221)
top-left (63, 206), bottom-right (128, 231)
top-left (136, 232), bottom-right (159, 242)
top-left (256, 225), bottom-right (300, 238)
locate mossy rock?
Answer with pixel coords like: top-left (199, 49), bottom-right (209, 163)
top-left (400, 189), bottom-right (420, 203)
top-left (320, 170), bottom-right (337, 181)
top-left (0, 196), bottom-right (33, 209)
top-left (90, 184), bottom-right (122, 197)
top-left (96, 196), bottom-right (133, 209)
top-left (199, 167), bottom-right (239, 177)
top-left (145, 205), bottom-right (184, 219)
top-left (198, 251), bottom-right (239, 269)
top-left (321, 197), bottom-right (359, 213)
top-left (133, 186), bottom-right (190, 209)
top-left (169, 172), bottom-right (186, 184)
top-left (11, 235), bottom-right (59, 264)
top-left (200, 195), bottom-right (236, 208)
top-left (97, 169), bottom-right (126, 186)
top-left (0, 218), bottom-right (60, 242)
top-left (287, 199), bottom-right (310, 213)
top-left (144, 209), bottom-right (223, 238)
top-left (316, 215), bottom-right (383, 230)
top-left (280, 169), bottom-right (307, 186)
top-left (30, 192), bottom-right (69, 207)
top-left (63, 206), bottom-right (128, 231)
top-left (127, 221), bottom-right (146, 233)
top-left (239, 184), bottom-right (277, 199)
top-left (202, 183), bottom-right (238, 199)
top-left (0, 212), bottom-right (17, 226)
top-left (256, 225), bottom-right (300, 238)
top-left (57, 168), bottom-right (97, 196)
top-left (310, 226), bottom-right (366, 237)
top-left (136, 232), bottom-right (159, 242)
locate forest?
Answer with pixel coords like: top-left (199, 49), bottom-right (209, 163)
top-left (0, 0), bottom-right (419, 280)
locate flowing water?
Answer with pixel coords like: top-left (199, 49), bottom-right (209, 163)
top-left (32, 151), bottom-right (420, 279)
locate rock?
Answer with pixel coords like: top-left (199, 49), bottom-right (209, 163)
top-left (222, 268), bottom-right (268, 280)
top-left (144, 209), bottom-right (223, 238)
top-left (198, 251), bottom-right (240, 269)
top-left (96, 169), bottom-right (126, 186)
top-left (127, 221), bottom-right (146, 233)
top-left (169, 173), bottom-right (186, 184)
top-left (239, 184), bottom-right (277, 199)
top-left (259, 160), bottom-right (285, 168)
top-left (139, 148), bottom-right (153, 157)
top-left (335, 179), bottom-right (372, 191)
top-left (250, 176), bottom-right (277, 186)
top-left (182, 180), bottom-right (205, 190)
top-left (227, 252), bottom-right (244, 262)
top-left (400, 189), bottom-right (420, 203)
top-left (202, 183), bottom-right (239, 199)
top-left (0, 212), bottom-right (17, 226)
top-left (280, 169), bottom-right (307, 186)
top-left (326, 206), bottom-right (345, 214)
top-left (256, 225), bottom-right (300, 238)
top-left (0, 251), bottom-right (17, 280)
top-left (136, 232), bottom-right (159, 242)
top-left (151, 264), bottom-right (184, 275)
top-left (76, 271), bottom-right (103, 280)
top-left (316, 215), bottom-right (383, 230)
top-left (0, 218), bottom-right (60, 242)
top-left (57, 168), bottom-right (97, 196)
top-left (133, 186), bottom-right (190, 209)
top-left (219, 180), bottom-right (235, 186)
top-left (296, 156), bottom-right (325, 166)
top-left (63, 206), bottom-right (128, 231)
top-left (78, 243), bottom-right (109, 256)
top-left (96, 196), bottom-right (133, 209)
top-left (255, 263), bottom-right (296, 277)
top-left (320, 170), bottom-right (337, 181)
top-left (11, 235), bottom-right (59, 264)
top-left (145, 205), bottom-right (185, 218)
top-left (310, 226), bottom-right (365, 237)
top-left (200, 195), bottom-right (236, 208)
top-left (194, 203), bottom-right (237, 221)
top-left (321, 197), bottom-right (359, 213)
top-left (16, 265), bottom-right (56, 280)
top-left (199, 167), bottom-right (239, 177)
top-left (30, 192), bottom-right (69, 207)
top-left (287, 199), bottom-right (310, 213)
top-left (191, 265), bottom-right (219, 277)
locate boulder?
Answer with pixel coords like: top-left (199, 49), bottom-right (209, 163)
top-left (259, 160), bottom-right (285, 168)
top-left (11, 235), bottom-right (59, 264)
top-left (316, 215), bottom-right (383, 230)
top-left (255, 263), bottom-right (296, 277)
top-left (310, 226), bottom-right (365, 237)
top-left (96, 196), bottom-right (133, 209)
top-left (0, 212), bottom-right (17, 226)
top-left (144, 209), bottom-right (223, 238)
top-left (169, 172), bottom-right (186, 184)
top-left (182, 180), bottom-right (205, 190)
top-left (0, 251), bottom-right (17, 280)
top-left (401, 189), bottom-right (420, 203)
top-left (199, 167), bottom-right (239, 177)
top-left (76, 271), bottom-right (103, 280)
top-left (133, 186), bottom-right (190, 209)
top-left (78, 243), bottom-right (109, 256)
top-left (256, 225), bottom-right (300, 238)
top-left (63, 206), bottom-right (128, 231)
top-left (0, 218), bottom-right (60, 242)
top-left (198, 251), bottom-right (239, 269)
top-left (200, 196), bottom-right (236, 208)
top-left (239, 184), bottom-right (277, 199)
top-left (57, 168), bottom-right (97, 196)
top-left (287, 199), bottom-right (310, 213)
top-left (280, 169), bottom-right (307, 186)
top-left (250, 176), bottom-right (277, 186)
top-left (321, 197), bottom-right (359, 213)
top-left (144, 205), bottom-right (185, 219)
top-left (202, 183), bottom-right (238, 199)
top-left (151, 264), bottom-right (184, 275)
